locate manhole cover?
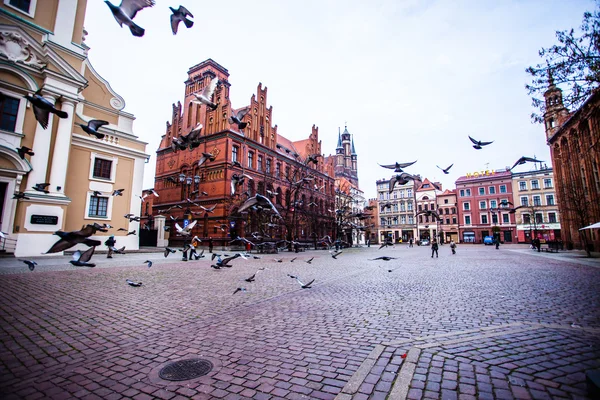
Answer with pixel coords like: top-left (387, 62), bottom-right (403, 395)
top-left (158, 358), bottom-right (213, 381)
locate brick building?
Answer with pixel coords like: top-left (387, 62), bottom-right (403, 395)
top-left (437, 189), bottom-right (459, 243)
top-left (324, 126), bottom-right (358, 187)
top-left (152, 59), bottom-right (336, 247)
top-left (455, 170), bottom-right (517, 244)
top-left (416, 178), bottom-right (442, 242)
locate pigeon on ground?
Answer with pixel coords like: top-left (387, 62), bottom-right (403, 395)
top-left (290, 257), bottom-right (297, 262)
top-left (192, 76), bottom-right (219, 110)
top-left (370, 256), bottom-right (397, 261)
top-left (169, 5), bottom-right (193, 34)
top-left (379, 160), bottom-right (417, 173)
top-left (112, 189), bottom-right (125, 196)
top-left (144, 260), bottom-right (152, 268)
top-left (126, 279), bottom-right (143, 287)
top-left (20, 259), bottom-right (37, 271)
top-left (46, 224), bottom-right (104, 253)
top-left (13, 192), bottom-right (29, 200)
top-left (70, 247), bottom-right (96, 267)
top-left (164, 247), bottom-right (176, 257)
top-left (105, 0), bottom-right (155, 37)
top-left (80, 119), bottom-right (109, 139)
top-left (468, 136), bottom-right (494, 149)
top-left (436, 164), bottom-right (454, 174)
top-left (233, 287), bottom-right (247, 294)
top-left (295, 277), bottom-right (315, 289)
top-left (273, 258), bottom-right (283, 263)
top-left (510, 156), bottom-right (544, 171)
top-left (244, 274), bottom-right (256, 282)
top-left (24, 89), bottom-right (68, 129)
top-left (16, 146), bottom-right (34, 159)
top-left (229, 108), bottom-right (249, 130)
top-left (238, 194), bottom-right (281, 218)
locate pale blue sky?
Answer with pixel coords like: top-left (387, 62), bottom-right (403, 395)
top-left (86, 0), bottom-right (595, 199)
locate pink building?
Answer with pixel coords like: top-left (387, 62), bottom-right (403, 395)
top-left (455, 170), bottom-right (517, 244)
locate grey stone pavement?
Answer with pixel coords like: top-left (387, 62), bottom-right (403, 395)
top-left (0, 244), bottom-right (599, 399)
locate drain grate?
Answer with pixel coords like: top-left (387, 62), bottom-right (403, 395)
top-left (158, 358), bottom-right (213, 381)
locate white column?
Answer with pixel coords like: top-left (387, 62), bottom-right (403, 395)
top-left (49, 100), bottom-right (75, 195)
top-left (52, 0), bottom-right (79, 48)
top-left (26, 94), bottom-right (56, 193)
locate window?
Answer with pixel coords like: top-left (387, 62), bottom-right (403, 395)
top-left (531, 180), bottom-right (540, 190)
top-left (490, 200), bottom-right (497, 209)
top-left (266, 158), bottom-right (271, 174)
top-left (5, 0), bottom-right (36, 16)
top-left (546, 194), bottom-right (554, 206)
top-left (481, 214), bottom-right (488, 224)
top-left (399, 190), bottom-right (405, 198)
top-left (479, 201), bottom-right (486, 209)
top-left (392, 191), bottom-right (397, 199)
top-left (479, 187), bottom-right (485, 195)
top-left (257, 155), bottom-right (263, 172)
top-left (533, 195), bottom-right (541, 206)
top-left (232, 145), bottom-right (239, 163)
top-left (89, 196), bottom-right (108, 217)
top-left (492, 213), bottom-right (498, 224)
top-left (519, 181), bottom-right (527, 191)
top-left (379, 193), bottom-right (384, 200)
top-left (418, 204), bottom-right (422, 211)
top-left (424, 204), bottom-right (428, 211)
top-left (275, 163), bottom-right (281, 178)
top-left (93, 158), bottom-right (112, 179)
top-left (489, 186), bottom-right (496, 194)
top-left (535, 213), bottom-right (543, 224)
top-left (464, 215), bottom-right (471, 225)
top-left (466, 189), bottom-right (471, 196)
top-left (247, 151), bottom-right (254, 169)
top-left (401, 215), bottom-right (406, 224)
top-left (463, 202), bottom-right (470, 211)
top-left (407, 202), bottom-right (413, 211)
top-left (544, 178), bottom-right (552, 188)
top-left (444, 199), bottom-right (448, 204)
top-left (502, 214), bottom-right (509, 223)
top-left (548, 212), bottom-right (557, 223)
top-left (520, 196), bottom-right (528, 206)
top-left (452, 217), bottom-right (457, 224)
top-left (500, 185), bottom-right (507, 193)
top-left (400, 203), bottom-right (406, 211)
top-left (523, 214), bottom-right (531, 224)
top-left (0, 94), bottom-right (19, 132)
top-left (408, 216), bottom-right (414, 224)
top-left (451, 207), bottom-right (456, 214)
top-left (445, 218), bottom-right (450, 224)
top-left (460, 189), bottom-right (465, 197)
top-left (419, 216), bottom-right (423, 223)
top-left (407, 189), bottom-right (412, 197)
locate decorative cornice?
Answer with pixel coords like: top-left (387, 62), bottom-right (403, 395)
top-left (71, 134), bottom-right (149, 160)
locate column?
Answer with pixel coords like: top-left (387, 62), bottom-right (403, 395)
top-left (52, 0), bottom-right (79, 48)
top-left (49, 100), bottom-right (75, 195)
top-left (26, 94), bottom-right (56, 193)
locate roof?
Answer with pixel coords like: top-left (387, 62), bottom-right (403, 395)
top-left (336, 128), bottom-right (342, 149)
top-left (438, 189), bottom-right (456, 196)
top-left (549, 89), bottom-right (600, 143)
top-left (455, 169), bottom-right (512, 184)
top-left (351, 136), bottom-right (356, 154)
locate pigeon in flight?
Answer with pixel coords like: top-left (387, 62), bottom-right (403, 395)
top-left (510, 156), bottom-right (544, 171)
top-left (468, 136), bottom-right (494, 149)
top-left (229, 108), bottom-right (249, 130)
top-left (212, 253), bottom-right (240, 268)
top-left (105, 0), bottom-right (155, 37)
top-left (238, 194), bottom-right (281, 218)
top-left (24, 89), bottom-right (69, 130)
top-left (389, 173), bottom-right (416, 192)
top-left (436, 164), bottom-right (454, 174)
top-left (169, 5), bottom-right (194, 35)
top-left (80, 119), bottom-right (109, 139)
top-left (192, 76), bottom-right (219, 110)
top-left (198, 152), bottom-right (216, 167)
top-left (144, 260), bottom-right (153, 268)
top-left (295, 277), bottom-right (315, 289)
top-left (32, 183), bottom-right (50, 194)
top-left (330, 250), bottom-right (342, 259)
top-left (117, 228), bottom-right (128, 232)
top-left (175, 220), bottom-right (197, 236)
top-left (70, 247), bottom-right (96, 267)
top-left (379, 241), bottom-right (393, 250)
top-left (305, 257), bottom-right (314, 264)
top-left (20, 259), bottom-right (37, 271)
top-left (112, 189), bottom-right (125, 196)
top-left (379, 160), bottom-right (417, 173)
top-left (127, 230), bottom-right (136, 236)
top-left (46, 224), bottom-right (104, 253)
top-left (499, 200), bottom-right (514, 206)
top-left (233, 287), bottom-right (247, 295)
top-left (304, 154), bottom-right (321, 165)
top-left (231, 173), bottom-right (253, 195)
top-left (16, 146), bottom-right (34, 159)
top-left (244, 274), bottom-right (256, 283)
top-left (13, 192), bottom-right (30, 200)
top-left (126, 279), bottom-right (143, 287)
top-left (370, 256), bottom-right (398, 261)
top-left (290, 257), bottom-right (297, 262)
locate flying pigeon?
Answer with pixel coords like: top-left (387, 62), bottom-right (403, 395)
top-left (175, 220), bottom-right (197, 236)
top-left (110, 246), bottom-right (126, 254)
top-left (80, 119), bottom-right (109, 139)
top-left (192, 76), bottom-right (219, 110)
top-left (20, 259), bottom-right (37, 271)
top-left (290, 257), bottom-right (297, 262)
top-left (32, 183), bottom-right (50, 194)
top-left (231, 173), bottom-right (253, 195)
top-left (233, 287), bottom-right (247, 295)
top-left (112, 189), bottom-right (125, 196)
top-left (212, 253), bottom-right (241, 268)
top-left (197, 152), bottom-right (216, 167)
top-left (92, 191), bottom-right (103, 196)
top-left (244, 274), bottom-right (256, 282)
top-left (164, 247), bottom-right (176, 257)
top-left (70, 247), bottom-right (96, 267)
top-left (13, 192), bottom-right (30, 200)
top-left (45, 224), bottom-right (104, 253)
top-left (436, 164), bottom-right (454, 174)
top-left (379, 241), bottom-right (393, 250)
top-left (304, 154), bottom-right (321, 165)
top-left (330, 250), bottom-right (342, 259)
top-left (16, 146), bottom-right (34, 159)
top-left (370, 256), bottom-right (397, 261)
top-left (468, 136), bottom-right (494, 149)
top-left (510, 156), bottom-right (544, 171)
top-left (389, 173), bottom-right (416, 192)
top-left (127, 230), bottom-right (136, 236)
top-left (295, 277), bottom-right (315, 289)
top-left (117, 228), bottom-right (128, 232)
top-left (229, 108), bottom-right (249, 130)
top-left (24, 89), bottom-right (68, 130)
top-left (378, 160), bottom-right (417, 173)
top-left (305, 257), bottom-right (314, 264)
top-left (169, 5), bottom-right (194, 35)
top-left (126, 279), bottom-right (143, 287)
top-left (144, 260), bottom-right (152, 268)
top-left (105, 0), bottom-right (155, 37)
top-left (238, 194), bottom-right (281, 218)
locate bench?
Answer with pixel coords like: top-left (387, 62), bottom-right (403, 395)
top-left (542, 241), bottom-right (563, 253)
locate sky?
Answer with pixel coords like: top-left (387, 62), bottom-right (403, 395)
top-left (84, 0), bottom-right (595, 200)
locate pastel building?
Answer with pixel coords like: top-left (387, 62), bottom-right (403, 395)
top-left (437, 189), bottom-right (458, 243)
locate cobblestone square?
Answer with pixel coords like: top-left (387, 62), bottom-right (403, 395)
top-left (0, 244), bottom-right (599, 399)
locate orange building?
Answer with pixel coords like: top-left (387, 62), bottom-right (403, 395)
top-left (152, 59), bottom-right (336, 247)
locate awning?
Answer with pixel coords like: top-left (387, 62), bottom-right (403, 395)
top-left (579, 222), bottom-right (600, 230)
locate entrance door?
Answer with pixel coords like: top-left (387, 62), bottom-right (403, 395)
top-left (0, 182), bottom-right (5, 226)
top-left (504, 230), bottom-right (512, 243)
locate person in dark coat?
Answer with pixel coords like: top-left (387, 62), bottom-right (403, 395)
top-left (105, 235), bottom-right (116, 258)
top-left (495, 238), bottom-right (500, 250)
top-left (450, 239), bottom-right (456, 255)
top-left (431, 239), bottom-right (439, 258)
top-left (409, 238), bottom-right (413, 248)
top-left (208, 237), bottom-right (213, 253)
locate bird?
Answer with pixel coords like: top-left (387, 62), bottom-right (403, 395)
top-left (212, 253), bottom-right (241, 268)
top-left (13, 192), bottom-right (30, 200)
top-left (273, 258), bottom-right (283, 263)
top-left (370, 256), bottom-right (397, 261)
top-left (197, 152), bottom-right (216, 167)
top-left (32, 183), bottom-right (50, 194)
top-left (175, 220), bottom-right (197, 236)
top-left (389, 173), bottom-right (416, 192)
top-left (163, 247), bottom-right (176, 258)
top-left (231, 173), bottom-right (253, 195)
top-left (233, 287), bottom-right (247, 295)
top-left (379, 160), bottom-right (417, 173)
top-left (436, 164), bottom-right (454, 174)
top-left (169, 5), bottom-right (194, 35)
top-left (192, 249), bottom-right (205, 260)
top-left (20, 259), bottom-right (37, 271)
top-left (192, 76), bottom-right (219, 110)
top-left (117, 228), bottom-right (128, 232)
top-left (127, 230), bottom-right (136, 236)
top-left (290, 257), bottom-right (297, 262)
top-left (508, 206), bottom-right (524, 214)
top-left (305, 257), bottom-right (314, 264)
top-left (105, 0), bottom-right (155, 37)
top-left (126, 279), bottom-right (143, 287)
top-left (238, 194), bottom-right (281, 218)
top-left (330, 250), bottom-right (342, 259)
top-left (231, 161), bottom-right (242, 169)
top-left (379, 241), bottom-right (393, 250)
top-left (229, 108), bottom-right (249, 130)
top-left (144, 260), bottom-right (152, 268)
top-left (244, 274), bottom-right (256, 283)
top-left (92, 191), bottom-right (103, 196)
top-left (45, 224), bottom-right (103, 253)
top-left (112, 189), bottom-right (125, 196)
top-left (80, 119), bottom-right (109, 139)
top-left (510, 156), bottom-right (544, 171)
top-left (499, 200), bottom-right (514, 207)
top-left (468, 135), bottom-right (494, 149)
top-left (16, 146), bottom-right (34, 159)
top-left (70, 247), bottom-right (96, 267)
top-left (145, 188), bottom-right (159, 197)
top-left (295, 277), bottom-right (315, 289)
top-left (304, 154), bottom-right (321, 165)
top-left (24, 89), bottom-right (69, 129)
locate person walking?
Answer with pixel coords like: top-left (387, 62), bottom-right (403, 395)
top-left (450, 239), bottom-right (456, 255)
top-left (208, 237), bottom-right (213, 253)
top-left (105, 235), bottom-right (116, 258)
top-left (431, 239), bottom-right (439, 258)
top-left (409, 238), bottom-right (413, 248)
top-left (495, 238), bottom-right (500, 250)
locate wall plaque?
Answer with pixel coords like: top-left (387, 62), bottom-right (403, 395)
top-left (30, 215), bottom-right (59, 225)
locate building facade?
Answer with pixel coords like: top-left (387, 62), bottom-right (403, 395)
top-left (0, 1), bottom-right (148, 256)
top-left (153, 59), bottom-right (336, 247)
top-left (455, 170), bottom-right (517, 244)
top-left (511, 167), bottom-right (561, 243)
top-left (544, 80), bottom-right (600, 251)
top-left (437, 189), bottom-right (458, 243)
top-left (375, 176), bottom-right (419, 243)
top-left (416, 178), bottom-right (442, 242)
top-left (324, 126), bottom-right (358, 187)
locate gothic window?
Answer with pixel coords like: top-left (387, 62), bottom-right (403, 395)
top-left (187, 102), bottom-right (193, 127)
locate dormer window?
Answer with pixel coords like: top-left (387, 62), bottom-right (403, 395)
top-left (4, 0), bottom-right (37, 17)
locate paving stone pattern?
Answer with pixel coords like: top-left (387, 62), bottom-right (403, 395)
top-left (0, 245), bottom-right (599, 399)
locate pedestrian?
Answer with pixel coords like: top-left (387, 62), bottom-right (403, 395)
top-left (105, 235), bottom-right (116, 258)
top-left (246, 241), bottom-right (252, 253)
top-left (450, 239), bottom-right (456, 255)
top-left (190, 236), bottom-right (201, 259)
top-left (409, 238), bottom-right (413, 248)
top-left (208, 237), bottom-right (213, 253)
top-left (431, 239), bottom-right (439, 258)
top-left (535, 238), bottom-right (541, 252)
top-left (367, 239), bottom-right (370, 248)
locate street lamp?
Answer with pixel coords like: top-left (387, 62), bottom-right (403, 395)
top-left (194, 175), bottom-right (201, 184)
top-left (178, 173), bottom-right (186, 183)
top-left (186, 176), bottom-right (192, 186)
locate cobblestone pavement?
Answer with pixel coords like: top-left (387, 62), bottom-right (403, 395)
top-left (0, 244), bottom-right (599, 399)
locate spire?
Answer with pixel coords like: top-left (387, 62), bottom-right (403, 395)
top-left (336, 127), bottom-right (342, 149)
top-left (351, 136), bottom-right (356, 155)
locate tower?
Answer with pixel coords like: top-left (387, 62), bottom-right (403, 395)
top-left (336, 127), bottom-right (344, 167)
top-left (543, 69), bottom-right (568, 141)
top-left (332, 125), bottom-right (358, 187)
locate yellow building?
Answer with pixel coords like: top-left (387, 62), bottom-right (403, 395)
top-left (0, 1), bottom-right (148, 256)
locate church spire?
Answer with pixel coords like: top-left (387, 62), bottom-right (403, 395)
top-left (336, 127), bottom-right (342, 149)
top-left (351, 136), bottom-right (356, 155)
